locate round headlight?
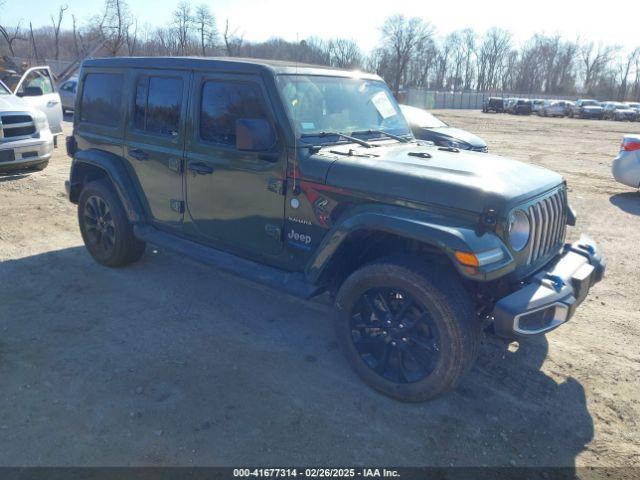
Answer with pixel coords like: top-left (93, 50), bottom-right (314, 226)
top-left (508, 210), bottom-right (530, 251)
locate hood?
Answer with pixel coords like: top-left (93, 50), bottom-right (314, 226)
top-left (420, 126), bottom-right (487, 149)
top-left (0, 94), bottom-right (31, 113)
top-left (582, 105), bottom-right (603, 111)
top-left (322, 143), bottom-right (563, 214)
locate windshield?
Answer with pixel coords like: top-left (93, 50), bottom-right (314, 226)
top-left (0, 81), bottom-right (10, 95)
top-left (276, 75), bottom-right (411, 142)
top-left (400, 105), bottom-right (447, 128)
top-left (582, 100), bottom-right (598, 106)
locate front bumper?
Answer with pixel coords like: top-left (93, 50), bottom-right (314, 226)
top-left (492, 235), bottom-right (605, 338)
top-left (0, 134), bottom-right (54, 171)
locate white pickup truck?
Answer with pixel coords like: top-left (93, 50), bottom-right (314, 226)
top-left (0, 66), bottom-right (63, 172)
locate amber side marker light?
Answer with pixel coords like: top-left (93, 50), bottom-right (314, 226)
top-left (454, 251), bottom-right (480, 267)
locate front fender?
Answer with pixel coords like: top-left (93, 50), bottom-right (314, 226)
top-left (305, 204), bottom-right (514, 283)
top-left (69, 149), bottom-right (145, 223)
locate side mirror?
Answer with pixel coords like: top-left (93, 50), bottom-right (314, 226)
top-left (19, 86), bottom-right (44, 97)
top-left (236, 118), bottom-right (276, 152)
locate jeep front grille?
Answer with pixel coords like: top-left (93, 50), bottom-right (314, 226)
top-left (526, 188), bottom-right (567, 265)
top-left (0, 114), bottom-right (36, 139)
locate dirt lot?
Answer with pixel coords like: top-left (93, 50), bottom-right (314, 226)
top-left (0, 111), bottom-right (638, 467)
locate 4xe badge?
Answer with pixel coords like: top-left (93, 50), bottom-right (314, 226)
top-left (287, 228), bottom-right (312, 250)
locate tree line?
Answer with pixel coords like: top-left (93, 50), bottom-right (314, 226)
top-left (1, 0), bottom-right (639, 101)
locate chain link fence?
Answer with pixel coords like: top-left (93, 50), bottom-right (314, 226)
top-left (407, 89), bottom-right (582, 110)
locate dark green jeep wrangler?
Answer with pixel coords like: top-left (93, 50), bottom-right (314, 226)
top-left (65, 57), bottom-right (605, 402)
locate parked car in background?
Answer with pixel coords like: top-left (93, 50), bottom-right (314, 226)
top-left (541, 100), bottom-right (573, 117)
top-left (627, 102), bottom-right (640, 119)
top-left (482, 97), bottom-right (504, 113)
top-left (611, 104), bottom-right (638, 122)
top-left (506, 98), bottom-right (532, 115)
top-left (0, 79), bottom-right (54, 172)
top-left (612, 135), bottom-right (640, 188)
top-left (401, 104), bottom-right (488, 152)
top-left (531, 99), bottom-right (546, 114)
top-left (1, 66), bottom-right (63, 135)
top-left (59, 77), bottom-right (78, 113)
top-left (569, 99), bottom-right (604, 119)
top-left (602, 102), bottom-right (623, 120)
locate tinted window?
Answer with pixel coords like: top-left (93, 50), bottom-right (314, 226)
top-left (200, 81), bottom-right (269, 146)
top-left (134, 76), bottom-right (183, 136)
top-left (80, 73), bottom-right (122, 127)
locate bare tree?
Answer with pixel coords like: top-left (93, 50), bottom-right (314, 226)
top-left (29, 22), bottom-right (40, 63)
top-left (0, 21), bottom-right (26, 57)
top-left (461, 29), bottom-right (476, 90)
top-left (617, 48), bottom-right (640, 100)
top-left (173, 1), bottom-right (192, 55)
top-left (476, 28), bottom-right (511, 91)
top-left (194, 4), bottom-right (217, 56)
top-left (580, 42), bottom-right (618, 94)
top-left (328, 38), bottom-right (362, 69)
top-left (99, 0), bottom-right (132, 56)
top-left (50, 4), bottom-right (68, 60)
top-left (223, 19), bottom-right (243, 56)
top-left (380, 14), bottom-right (433, 95)
top-left (125, 18), bottom-right (138, 55)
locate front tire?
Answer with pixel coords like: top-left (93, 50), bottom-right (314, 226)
top-left (335, 258), bottom-right (480, 402)
top-left (78, 179), bottom-right (146, 267)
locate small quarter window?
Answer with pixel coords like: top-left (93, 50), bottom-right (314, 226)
top-left (134, 76), bottom-right (183, 136)
top-left (200, 81), bottom-right (270, 147)
top-left (79, 73), bottom-right (123, 127)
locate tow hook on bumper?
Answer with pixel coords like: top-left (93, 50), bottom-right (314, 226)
top-left (492, 235), bottom-right (605, 338)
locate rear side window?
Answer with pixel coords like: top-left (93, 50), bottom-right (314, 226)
top-left (200, 81), bottom-right (269, 146)
top-left (134, 76), bottom-right (183, 136)
top-left (80, 73), bottom-right (122, 127)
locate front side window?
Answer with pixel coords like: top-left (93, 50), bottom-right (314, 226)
top-left (134, 76), bottom-right (183, 136)
top-left (79, 73), bottom-right (123, 127)
top-left (200, 81), bottom-right (270, 146)
top-left (61, 81), bottom-right (77, 93)
top-left (276, 75), bottom-right (410, 142)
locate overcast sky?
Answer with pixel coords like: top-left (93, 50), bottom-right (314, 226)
top-left (4, 0), bottom-right (639, 53)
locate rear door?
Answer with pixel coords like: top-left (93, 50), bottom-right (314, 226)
top-left (123, 69), bottom-right (191, 230)
top-left (14, 67), bottom-right (63, 134)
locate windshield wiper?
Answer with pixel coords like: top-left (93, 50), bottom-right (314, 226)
top-left (351, 129), bottom-right (411, 143)
top-left (300, 131), bottom-right (373, 148)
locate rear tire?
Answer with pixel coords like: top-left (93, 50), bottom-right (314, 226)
top-left (335, 258), bottom-right (480, 402)
top-left (78, 179), bottom-right (146, 267)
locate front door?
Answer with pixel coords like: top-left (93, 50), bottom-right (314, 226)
top-left (185, 73), bottom-right (286, 257)
top-left (15, 67), bottom-right (63, 134)
top-left (124, 69), bottom-right (191, 229)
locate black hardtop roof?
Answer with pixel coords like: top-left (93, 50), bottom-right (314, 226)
top-left (81, 56), bottom-right (382, 80)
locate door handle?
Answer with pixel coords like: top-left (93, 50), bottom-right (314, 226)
top-left (128, 148), bottom-right (149, 161)
top-left (47, 100), bottom-right (60, 107)
top-left (188, 161), bottom-right (214, 175)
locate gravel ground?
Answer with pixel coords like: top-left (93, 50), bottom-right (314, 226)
top-left (0, 111), bottom-right (638, 467)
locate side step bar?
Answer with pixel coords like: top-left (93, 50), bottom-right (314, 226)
top-left (134, 225), bottom-right (323, 300)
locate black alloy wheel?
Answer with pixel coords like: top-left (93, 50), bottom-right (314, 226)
top-left (349, 287), bottom-right (441, 384)
top-left (83, 195), bottom-right (117, 256)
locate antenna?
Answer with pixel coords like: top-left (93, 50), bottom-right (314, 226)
top-left (292, 32), bottom-right (299, 195)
